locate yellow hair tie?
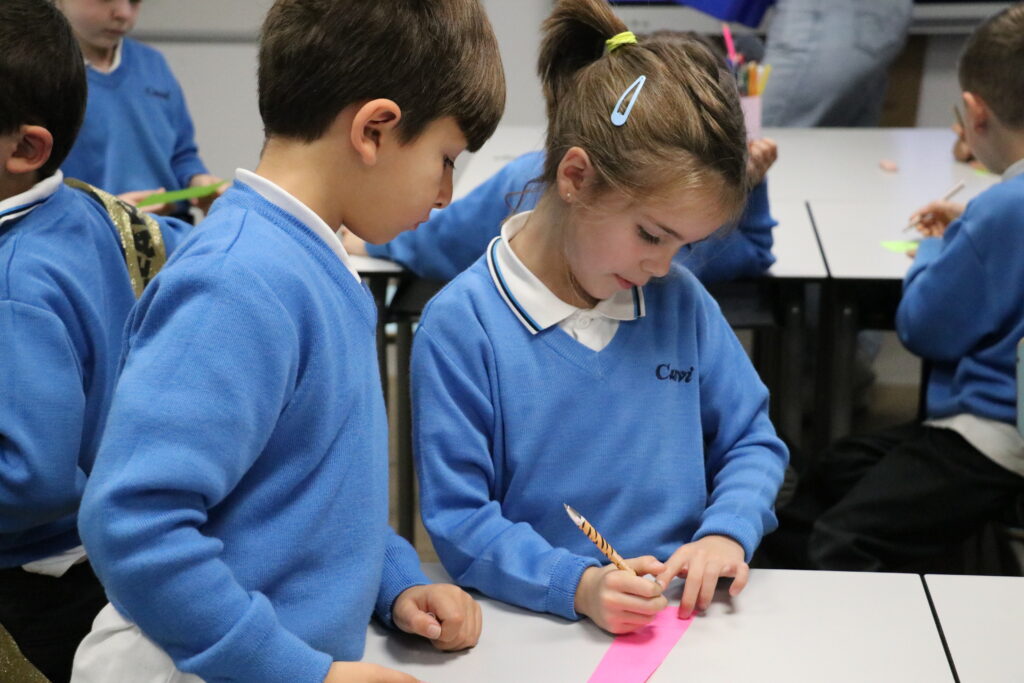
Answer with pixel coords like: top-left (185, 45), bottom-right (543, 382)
top-left (605, 31), bottom-right (637, 54)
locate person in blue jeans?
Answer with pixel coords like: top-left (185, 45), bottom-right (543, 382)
top-left (762, 0), bottom-right (913, 127)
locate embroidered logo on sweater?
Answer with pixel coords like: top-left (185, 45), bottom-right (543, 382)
top-left (656, 364), bottom-right (694, 383)
top-left (145, 87), bottom-right (171, 100)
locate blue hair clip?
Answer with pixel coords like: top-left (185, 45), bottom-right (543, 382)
top-left (611, 75), bottom-right (646, 127)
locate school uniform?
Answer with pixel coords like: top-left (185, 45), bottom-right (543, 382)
top-left (61, 38), bottom-right (208, 219)
top-left (0, 172), bottom-right (190, 682)
top-left (73, 172), bottom-right (429, 683)
top-left (770, 159), bottom-right (1024, 573)
top-left (411, 211), bottom-right (789, 620)
top-left (368, 150), bottom-right (777, 283)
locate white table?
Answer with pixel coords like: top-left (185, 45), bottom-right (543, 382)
top-left (925, 573), bottom-right (1024, 683)
top-left (363, 564), bottom-right (953, 682)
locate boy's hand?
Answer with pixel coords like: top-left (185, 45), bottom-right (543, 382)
top-left (656, 535), bottom-right (748, 619)
top-left (188, 173), bottom-right (226, 215)
top-left (573, 556), bottom-right (667, 634)
top-left (392, 583), bottom-right (482, 651)
top-left (746, 138), bottom-right (778, 186)
top-left (951, 122), bottom-right (974, 163)
top-left (118, 188), bottom-right (169, 215)
top-left (908, 200), bottom-right (965, 237)
top-left (323, 662), bottom-right (421, 683)
top-left (341, 227), bottom-right (369, 256)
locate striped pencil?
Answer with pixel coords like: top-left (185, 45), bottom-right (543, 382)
top-left (563, 503), bottom-right (636, 576)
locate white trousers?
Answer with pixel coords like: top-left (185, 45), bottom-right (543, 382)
top-left (71, 602), bottom-right (204, 683)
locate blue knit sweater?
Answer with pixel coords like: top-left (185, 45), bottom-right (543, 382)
top-left (0, 180), bottom-right (189, 567)
top-left (412, 255), bottom-right (788, 621)
top-left (368, 150), bottom-right (776, 283)
top-left (62, 38), bottom-right (208, 198)
top-left (898, 173), bottom-right (1024, 424)
top-left (79, 182), bottom-right (429, 682)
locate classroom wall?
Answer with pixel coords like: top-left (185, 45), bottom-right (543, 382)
top-left (137, 2), bottom-right (982, 179)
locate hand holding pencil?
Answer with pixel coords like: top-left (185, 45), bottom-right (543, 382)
top-left (906, 180), bottom-right (966, 237)
top-left (564, 504), bottom-right (667, 634)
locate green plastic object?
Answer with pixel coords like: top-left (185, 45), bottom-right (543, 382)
top-left (136, 180), bottom-right (228, 207)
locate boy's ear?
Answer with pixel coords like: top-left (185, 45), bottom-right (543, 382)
top-left (556, 146), bottom-right (593, 201)
top-left (349, 99), bottom-right (402, 166)
top-left (5, 125), bottom-right (53, 175)
top-left (962, 92), bottom-right (990, 132)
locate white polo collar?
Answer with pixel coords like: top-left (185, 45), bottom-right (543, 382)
top-left (485, 211), bottom-right (644, 335)
top-left (0, 170), bottom-right (63, 228)
top-left (1003, 157), bottom-right (1024, 181)
top-left (235, 169), bottom-right (360, 282)
top-left (84, 40), bottom-right (123, 73)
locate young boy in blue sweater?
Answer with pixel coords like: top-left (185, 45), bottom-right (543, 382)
top-left (57, 0), bottom-right (222, 220)
top-left (413, 0), bottom-right (788, 634)
top-left (762, 3), bottom-right (1024, 573)
top-left (72, 1), bottom-right (505, 682)
top-left (0, 3), bottom-right (190, 681)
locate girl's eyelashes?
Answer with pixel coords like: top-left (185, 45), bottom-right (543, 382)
top-left (443, 156), bottom-right (456, 170)
top-left (636, 225), bottom-right (661, 245)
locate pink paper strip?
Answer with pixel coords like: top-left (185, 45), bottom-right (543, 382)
top-left (588, 607), bottom-right (693, 683)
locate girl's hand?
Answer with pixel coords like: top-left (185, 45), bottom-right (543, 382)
top-left (341, 227), bottom-right (369, 256)
top-left (908, 200), bottom-right (965, 237)
top-left (323, 662), bottom-right (420, 683)
top-left (655, 535), bottom-right (748, 618)
top-left (746, 138), bottom-right (778, 186)
top-left (392, 583), bottom-right (482, 651)
top-left (574, 556), bottom-right (667, 634)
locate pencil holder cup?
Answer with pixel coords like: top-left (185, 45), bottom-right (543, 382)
top-left (740, 95), bottom-right (762, 141)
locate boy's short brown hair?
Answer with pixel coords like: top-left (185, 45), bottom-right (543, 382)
top-left (259, 0), bottom-right (506, 152)
top-left (0, 0), bottom-right (86, 179)
top-left (959, 3), bottom-right (1024, 129)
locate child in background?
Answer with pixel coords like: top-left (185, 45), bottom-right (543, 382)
top-left (762, 3), bottom-right (1024, 573)
top-left (412, 0), bottom-right (788, 634)
top-left (72, 1), bottom-right (504, 681)
top-left (57, 0), bottom-right (223, 220)
top-left (349, 33), bottom-right (779, 286)
top-left (0, 3), bottom-right (190, 681)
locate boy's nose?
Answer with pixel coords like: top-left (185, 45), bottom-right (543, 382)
top-left (434, 171), bottom-right (454, 210)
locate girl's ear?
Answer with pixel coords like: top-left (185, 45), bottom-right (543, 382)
top-left (555, 146), bottom-right (593, 202)
top-left (349, 99), bottom-right (402, 166)
top-left (5, 125), bottom-right (53, 175)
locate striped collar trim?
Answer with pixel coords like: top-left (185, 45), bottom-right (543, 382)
top-left (0, 171), bottom-right (63, 228)
top-left (485, 210), bottom-right (645, 335)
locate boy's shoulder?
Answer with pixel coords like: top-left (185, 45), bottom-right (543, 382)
top-left (0, 184), bottom-right (122, 298)
top-left (961, 174), bottom-right (1024, 236)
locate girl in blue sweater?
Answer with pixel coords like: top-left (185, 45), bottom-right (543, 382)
top-left (412, 0), bottom-right (788, 635)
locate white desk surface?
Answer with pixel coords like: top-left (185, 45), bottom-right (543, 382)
top-left (363, 564), bottom-right (953, 682)
top-left (765, 127), bottom-right (998, 205)
top-left (767, 198), bottom-right (826, 280)
top-left (925, 574), bottom-right (1024, 683)
top-left (350, 253), bottom-right (404, 275)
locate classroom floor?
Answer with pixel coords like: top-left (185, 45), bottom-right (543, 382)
top-left (384, 330), bottom-right (924, 562)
